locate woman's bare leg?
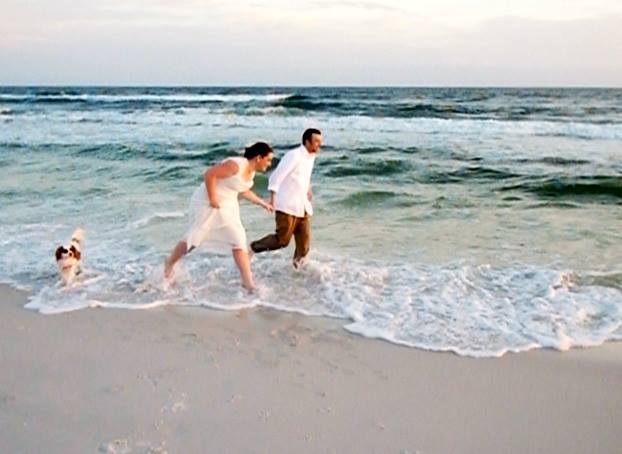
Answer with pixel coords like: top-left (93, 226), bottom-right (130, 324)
top-left (232, 248), bottom-right (255, 291)
top-left (164, 241), bottom-right (188, 278)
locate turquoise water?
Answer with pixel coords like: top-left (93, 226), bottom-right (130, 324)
top-left (1, 87), bottom-right (621, 356)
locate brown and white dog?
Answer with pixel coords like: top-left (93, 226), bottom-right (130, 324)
top-left (55, 228), bottom-right (84, 284)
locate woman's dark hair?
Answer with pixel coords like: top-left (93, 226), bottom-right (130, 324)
top-left (244, 142), bottom-right (273, 160)
top-left (302, 128), bottom-right (321, 145)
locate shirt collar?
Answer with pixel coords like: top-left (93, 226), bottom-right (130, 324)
top-left (299, 144), bottom-right (315, 157)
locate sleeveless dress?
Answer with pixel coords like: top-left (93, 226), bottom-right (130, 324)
top-left (185, 157), bottom-right (254, 253)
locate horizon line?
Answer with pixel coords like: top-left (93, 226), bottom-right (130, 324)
top-left (1, 84), bottom-right (621, 89)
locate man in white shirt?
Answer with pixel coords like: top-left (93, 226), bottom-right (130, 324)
top-left (250, 128), bottom-right (322, 268)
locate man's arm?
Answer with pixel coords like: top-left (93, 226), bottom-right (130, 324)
top-left (267, 150), bottom-right (298, 196)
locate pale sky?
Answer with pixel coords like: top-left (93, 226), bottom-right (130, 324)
top-left (1, 0), bottom-right (621, 86)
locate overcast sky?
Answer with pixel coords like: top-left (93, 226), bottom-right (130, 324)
top-left (1, 0), bottom-right (621, 86)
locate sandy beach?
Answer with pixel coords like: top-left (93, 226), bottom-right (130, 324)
top-left (0, 283), bottom-right (620, 453)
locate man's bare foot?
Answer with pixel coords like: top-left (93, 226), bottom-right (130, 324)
top-left (293, 257), bottom-right (307, 270)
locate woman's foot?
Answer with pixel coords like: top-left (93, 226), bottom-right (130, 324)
top-left (164, 241), bottom-right (188, 279)
top-left (164, 258), bottom-right (174, 279)
top-left (242, 282), bottom-right (256, 293)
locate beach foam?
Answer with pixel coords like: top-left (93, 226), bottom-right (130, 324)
top-left (15, 250), bottom-right (622, 358)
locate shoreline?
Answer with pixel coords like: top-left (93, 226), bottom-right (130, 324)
top-left (1, 283), bottom-right (622, 453)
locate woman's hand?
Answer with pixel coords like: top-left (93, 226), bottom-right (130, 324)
top-left (261, 200), bottom-right (274, 213)
top-left (240, 190), bottom-right (273, 213)
top-left (209, 198), bottom-right (220, 209)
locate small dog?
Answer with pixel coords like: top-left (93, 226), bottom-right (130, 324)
top-left (55, 228), bottom-right (84, 284)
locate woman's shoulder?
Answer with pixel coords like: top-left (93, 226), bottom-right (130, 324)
top-left (221, 156), bottom-right (252, 178)
top-left (223, 156), bottom-right (248, 167)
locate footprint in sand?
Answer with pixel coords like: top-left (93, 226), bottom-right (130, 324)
top-left (101, 385), bottom-right (124, 395)
top-left (99, 438), bottom-right (131, 454)
top-left (146, 447), bottom-right (168, 454)
top-left (180, 332), bottom-right (201, 345)
top-left (160, 393), bottom-right (188, 414)
top-left (171, 394), bottom-right (188, 413)
top-left (0, 392), bottom-right (17, 406)
top-left (134, 440), bottom-right (168, 454)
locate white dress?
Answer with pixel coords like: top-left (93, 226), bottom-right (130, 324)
top-left (185, 157), bottom-right (254, 253)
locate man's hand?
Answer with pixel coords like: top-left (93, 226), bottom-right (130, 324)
top-left (307, 188), bottom-right (313, 201)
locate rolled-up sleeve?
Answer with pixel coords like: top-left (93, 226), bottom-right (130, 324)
top-left (268, 149), bottom-right (298, 193)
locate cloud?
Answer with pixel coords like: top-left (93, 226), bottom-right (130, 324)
top-left (1, 1), bottom-right (621, 85)
top-left (429, 15), bottom-right (622, 84)
top-left (306, 1), bottom-right (403, 12)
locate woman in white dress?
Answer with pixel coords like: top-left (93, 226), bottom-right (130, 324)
top-left (164, 142), bottom-right (274, 291)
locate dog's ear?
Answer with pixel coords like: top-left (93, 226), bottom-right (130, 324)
top-left (55, 246), bottom-right (65, 261)
top-left (70, 245), bottom-right (81, 260)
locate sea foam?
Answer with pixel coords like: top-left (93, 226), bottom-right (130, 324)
top-left (19, 251), bottom-right (622, 358)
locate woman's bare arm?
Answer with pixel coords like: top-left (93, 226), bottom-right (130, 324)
top-left (204, 160), bottom-right (238, 208)
top-left (240, 190), bottom-right (273, 212)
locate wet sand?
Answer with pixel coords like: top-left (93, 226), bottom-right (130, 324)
top-left (1, 284), bottom-right (621, 454)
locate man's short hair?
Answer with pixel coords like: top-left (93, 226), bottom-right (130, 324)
top-left (302, 128), bottom-right (322, 145)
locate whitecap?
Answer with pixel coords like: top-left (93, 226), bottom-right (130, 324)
top-left (130, 211), bottom-right (185, 229)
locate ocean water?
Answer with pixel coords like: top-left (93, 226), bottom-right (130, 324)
top-left (1, 86), bottom-right (621, 357)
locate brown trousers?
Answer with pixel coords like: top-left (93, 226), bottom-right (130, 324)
top-left (250, 211), bottom-right (311, 262)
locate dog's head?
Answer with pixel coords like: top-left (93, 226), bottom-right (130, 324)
top-left (55, 245), bottom-right (81, 270)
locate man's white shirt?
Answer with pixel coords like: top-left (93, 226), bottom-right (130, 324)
top-left (268, 145), bottom-right (316, 217)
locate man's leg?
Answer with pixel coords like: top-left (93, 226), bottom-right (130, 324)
top-left (250, 211), bottom-right (296, 253)
top-left (293, 214), bottom-right (311, 267)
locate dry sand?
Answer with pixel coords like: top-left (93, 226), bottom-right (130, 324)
top-left (1, 283), bottom-right (621, 453)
